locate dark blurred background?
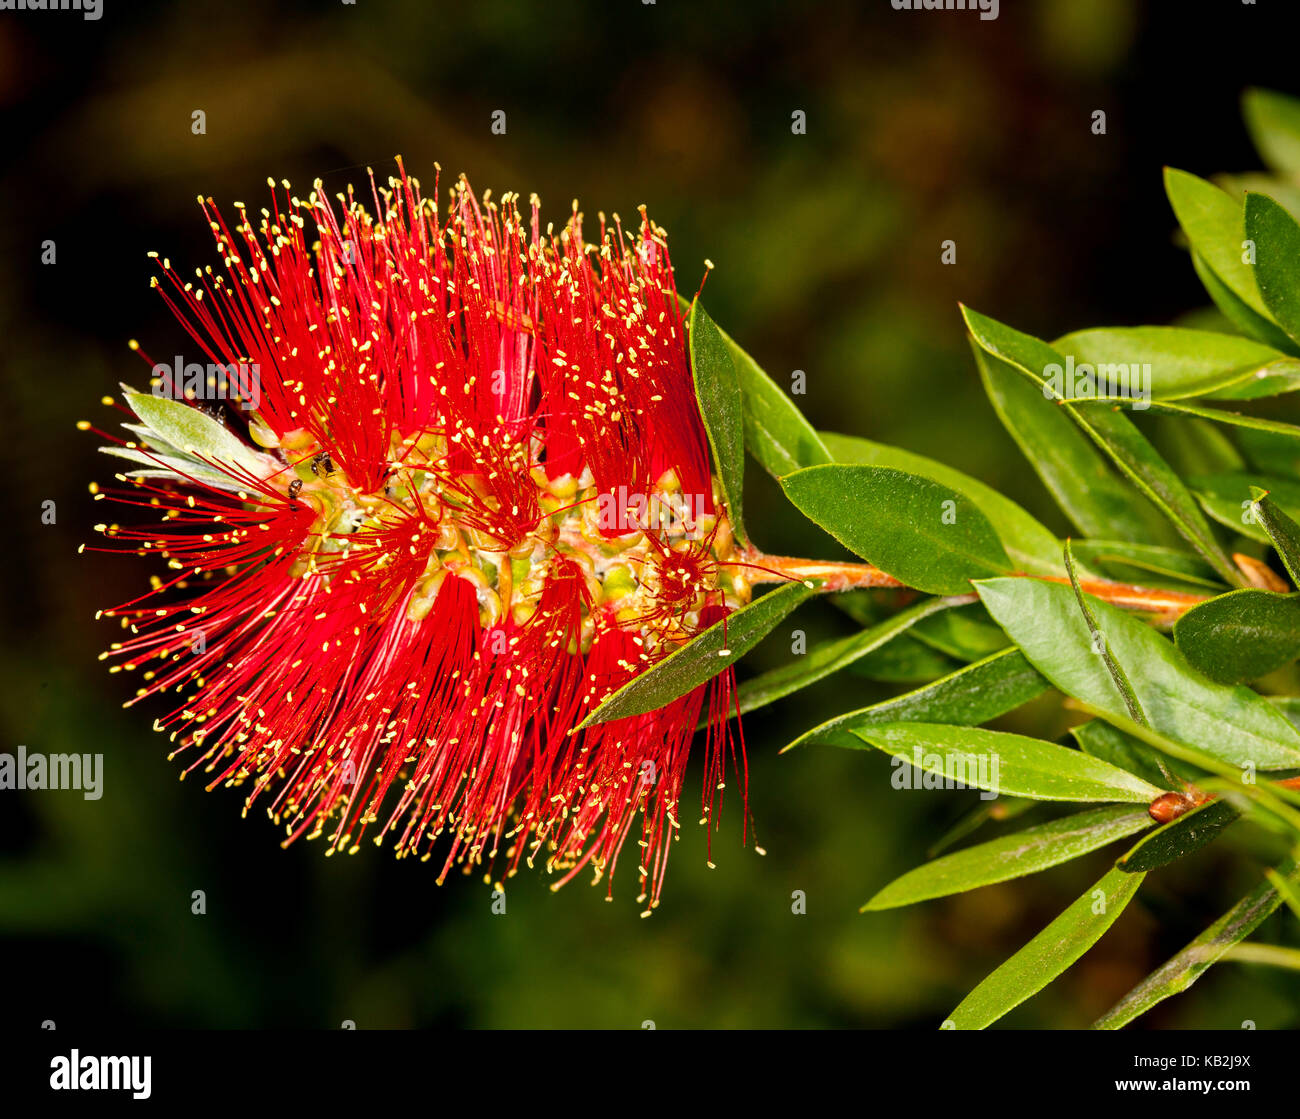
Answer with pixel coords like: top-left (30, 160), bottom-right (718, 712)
top-left (3, 0), bottom-right (1299, 1029)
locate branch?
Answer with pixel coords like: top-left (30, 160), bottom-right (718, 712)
top-left (735, 550), bottom-right (1208, 621)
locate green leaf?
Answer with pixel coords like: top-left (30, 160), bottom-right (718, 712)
top-left (781, 464), bottom-right (1010, 595)
top-left (1245, 191), bottom-right (1300, 345)
top-left (1068, 540), bottom-right (1222, 591)
top-left (1165, 168), bottom-right (1270, 319)
top-left (974, 341), bottom-right (1179, 546)
top-left (1265, 867), bottom-right (1300, 923)
top-left (723, 324), bottom-right (832, 477)
top-left (121, 420), bottom-right (188, 457)
top-left (976, 577), bottom-right (1300, 771)
top-left (1190, 471), bottom-right (1300, 545)
top-left (927, 797), bottom-right (1036, 858)
top-left (1155, 412), bottom-right (1246, 476)
top-left (1073, 402), bottom-right (1240, 584)
top-left (1054, 326), bottom-right (1300, 400)
top-left (908, 602), bottom-right (1011, 660)
top-left (1218, 175), bottom-right (1300, 220)
top-left (1072, 702), bottom-right (1300, 834)
top-left (1190, 250), bottom-right (1299, 353)
top-left (963, 307), bottom-right (1238, 583)
top-left (1115, 799), bottom-right (1239, 873)
top-left (1064, 540), bottom-right (1148, 728)
top-left (688, 300), bottom-right (747, 544)
top-left (786, 647), bottom-right (1048, 751)
top-left (1078, 398), bottom-right (1300, 452)
top-left (99, 446), bottom-right (254, 493)
top-left (854, 723), bottom-right (1163, 803)
top-left (1093, 860), bottom-right (1298, 1029)
top-left (1212, 370), bottom-right (1300, 402)
top-left (819, 431), bottom-right (1064, 575)
top-left (731, 595), bottom-right (957, 718)
top-left (1142, 399), bottom-right (1300, 439)
top-left (1226, 943), bottom-right (1300, 971)
top-left (1269, 694), bottom-right (1300, 730)
top-left (123, 390), bottom-right (278, 484)
top-left (947, 866), bottom-right (1145, 1029)
top-left (578, 581), bottom-right (814, 727)
top-left (1238, 426), bottom-right (1300, 477)
top-left (1244, 88), bottom-right (1300, 176)
top-left (1174, 588), bottom-right (1300, 684)
top-left (848, 635), bottom-right (962, 683)
top-left (864, 806), bottom-right (1151, 911)
top-left (1072, 720), bottom-right (1198, 792)
top-left (1251, 486), bottom-right (1300, 585)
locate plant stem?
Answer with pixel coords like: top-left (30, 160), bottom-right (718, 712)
top-left (734, 552), bottom-right (904, 592)
top-left (1034, 574), bottom-right (1206, 624)
top-left (1224, 943), bottom-right (1300, 972)
top-left (736, 551), bottom-right (1208, 620)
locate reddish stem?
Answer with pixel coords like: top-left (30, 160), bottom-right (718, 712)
top-left (737, 551), bottom-right (1208, 620)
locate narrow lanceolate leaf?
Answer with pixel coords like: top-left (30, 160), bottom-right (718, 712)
top-left (1230, 424), bottom-right (1300, 478)
top-left (1141, 399), bottom-right (1300, 440)
top-left (1251, 486), bottom-right (1300, 585)
top-left (781, 464), bottom-right (1011, 595)
top-left (1190, 471), bottom-right (1300, 545)
top-left (1115, 799), bottom-right (1239, 873)
top-left (1190, 250), bottom-right (1299, 353)
top-left (714, 316), bottom-right (832, 477)
top-left (786, 647), bottom-right (1048, 751)
top-left (579, 581), bottom-right (814, 726)
top-left (948, 867), bottom-right (1145, 1030)
top-left (854, 723), bottom-right (1163, 803)
top-left (1068, 540), bottom-right (1222, 592)
top-left (819, 431), bottom-right (1064, 575)
top-left (864, 806), bottom-right (1151, 911)
top-left (1094, 861), bottom-right (1299, 1029)
top-left (1243, 87), bottom-right (1300, 176)
top-left (1174, 589), bottom-right (1300, 684)
top-left (121, 420), bottom-right (187, 457)
top-left (1072, 721), bottom-right (1196, 792)
top-left (1102, 416), bottom-right (1239, 584)
top-left (1269, 694), bottom-right (1300, 731)
top-left (1159, 413), bottom-right (1247, 476)
top-left (688, 300), bottom-right (747, 544)
top-left (1073, 705), bottom-right (1300, 835)
top-left (1226, 943), bottom-right (1300, 971)
top-left (1265, 867), bottom-right (1300, 922)
top-left (99, 446), bottom-right (254, 493)
top-left (1245, 191), bottom-right (1300, 344)
top-left (1071, 399), bottom-right (1239, 583)
top-left (123, 390), bottom-right (278, 484)
top-left (1065, 540), bottom-right (1148, 728)
top-left (909, 603), bottom-right (1011, 661)
top-left (977, 577), bottom-right (1300, 771)
top-left (1054, 326), bottom-right (1300, 401)
top-left (730, 596), bottom-right (957, 719)
top-left (974, 343), bottom-right (1178, 547)
top-left (927, 797), bottom-right (1036, 858)
top-left (963, 307), bottom-right (1238, 583)
top-left (1165, 168), bottom-right (1271, 320)
top-left (849, 635), bottom-right (962, 684)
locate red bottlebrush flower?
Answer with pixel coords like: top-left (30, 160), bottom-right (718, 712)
top-left (86, 162), bottom-right (754, 910)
